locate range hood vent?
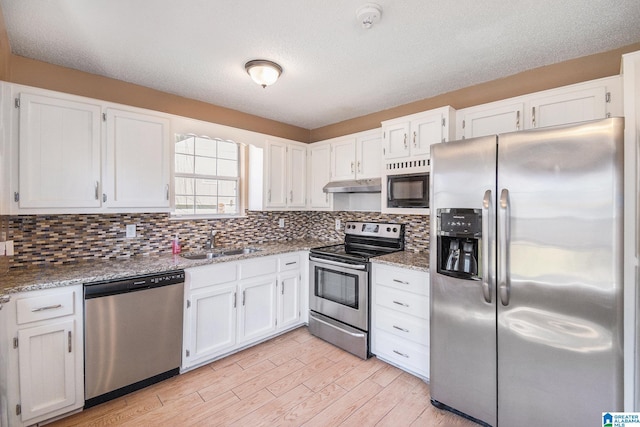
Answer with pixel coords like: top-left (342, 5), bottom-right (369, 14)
top-left (323, 178), bottom-right (381, 193)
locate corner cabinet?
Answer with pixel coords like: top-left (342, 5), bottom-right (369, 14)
top-left (0, 285), bottom-right (84, 427)
top-left (10, 87), bottom-right (173, 214)
top-left (307, 142), bottom-right (332, 210)
top-left (264, 140), bottom-right (307, 210)
top-left (182, 252), bottom-right (304, 371)
top-left (371, 263), bottom-right (430, 380)
top-left (104, 108), bottom-right (171, 208)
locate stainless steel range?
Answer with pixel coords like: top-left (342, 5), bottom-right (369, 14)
top-left (309, 221), bottom-right (405, 359)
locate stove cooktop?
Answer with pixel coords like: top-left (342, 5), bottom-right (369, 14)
top-left (310, 244), bottom-right (394, 262)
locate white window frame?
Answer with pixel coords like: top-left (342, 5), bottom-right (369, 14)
top-left (172, 134), bottom-right (246, 219)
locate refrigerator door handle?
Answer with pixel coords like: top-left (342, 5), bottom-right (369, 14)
top-left (481, 190), bottom-right (492, 303)
top-left (498, 188), bottom-right (511, 306)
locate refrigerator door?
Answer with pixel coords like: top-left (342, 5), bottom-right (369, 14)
top-left (430, 135), bottom-right (497, 426)
top-left (496, 118), bottom-right (624, 426)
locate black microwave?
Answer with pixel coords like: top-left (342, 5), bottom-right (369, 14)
top-left (387, 173), bottom-right (429, 208)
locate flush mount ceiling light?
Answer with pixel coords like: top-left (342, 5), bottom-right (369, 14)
top-left (356, 3), bottom-right (382, 29)
top-left (245, 60), bottom-right (283, 88)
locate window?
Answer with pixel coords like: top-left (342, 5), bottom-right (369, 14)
top-left (174, 135), bottom-right (241, 216)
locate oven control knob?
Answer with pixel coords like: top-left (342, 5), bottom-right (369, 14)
top-left (393, 227), bottom-right (398, 232)
top-left (387, 227), bottom-right (391, 232)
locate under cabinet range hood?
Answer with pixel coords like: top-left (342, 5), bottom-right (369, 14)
top-left (323, 178), bottom-right (381, 193)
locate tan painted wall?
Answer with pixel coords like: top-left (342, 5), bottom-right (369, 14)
top-left (310, 42), bottom-right (640, 142)
top-left (1, 1), bottom-right (638, 144)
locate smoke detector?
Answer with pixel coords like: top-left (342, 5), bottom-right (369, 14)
top-left (356, 3), bottom-right (382, 29)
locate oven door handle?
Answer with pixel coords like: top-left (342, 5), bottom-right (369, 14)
top-left (309, 312), bottom-right (366, 338)
top-left (309, 256), bottom-right (367, 270)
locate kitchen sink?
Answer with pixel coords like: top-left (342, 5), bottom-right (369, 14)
top-left (180, 247), bottom-right (260, 260)
top-left (221, 247), bottom-right (261, 256)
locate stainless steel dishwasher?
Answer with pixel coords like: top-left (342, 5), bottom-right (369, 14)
top-left (84, 270), bottom-right (184, 408)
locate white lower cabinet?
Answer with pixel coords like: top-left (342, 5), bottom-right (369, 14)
top-left (237, 277), bottom-right (277, 344)
top-left (0, 285), bottom-right (84, 426)
top-left (371, 263), bottom-right (430, 380)
top-left (182, 252), bottom-right (304, 371)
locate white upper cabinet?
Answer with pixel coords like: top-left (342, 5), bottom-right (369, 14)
top-left (382, 106), bottom-right (455, 160)
top-left (458, 102), bottom-right (525, 139)
top-left (18, 93), bottom-right (102, 208)
top-left (10, 86), bottom-right (174, 214)
top-left (526, 86), bottom-right (606, 129)
top-left (307, 142), bottom-right (332, 210)
top-left (330, 129), bottom-right (382, 181)
top-left (104, 108), bottom-right (171, 208)
top-left (356, 130), bottom-right (382, 179)
top-left (264, 140), bottom-right (307, 210)
top-left (456, 76), bottom-right (621, 139)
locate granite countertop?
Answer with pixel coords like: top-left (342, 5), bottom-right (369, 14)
top-left (373, 250), bottom-right (429, 272)
top-left (1, 238), bottom-right (336, 297)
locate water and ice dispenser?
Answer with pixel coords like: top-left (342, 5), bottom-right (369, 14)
top-left (436, 208), bottom-right (482, 280)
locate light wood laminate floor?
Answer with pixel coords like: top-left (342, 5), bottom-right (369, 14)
top-left (50, 327), bottom-right (476, 426)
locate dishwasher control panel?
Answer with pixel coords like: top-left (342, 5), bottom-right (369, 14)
top-left (84, 270), bottom-right (185, 299)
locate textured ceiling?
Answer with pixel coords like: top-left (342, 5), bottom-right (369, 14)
top-left (2, 0), bottom-right (640, 130)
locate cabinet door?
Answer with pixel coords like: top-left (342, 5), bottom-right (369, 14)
top-left (105, 108), bottom-right (171, 208)
top-left (18, 93), bottom-right (102, 208)
top-left (526, 87), bottom-right (606, 129)
top-left (278, 271), bottom-right (300, 330)
top-left (412, 113), bottom-right (443, 156)
top-left (331, 138), bottom-right (356, 181)
top-left (383, 122), bottom-right (410, 159)
top-left (461, 103), bottom-right (524, 139)
top-left (18, 319), bottom-right (76, 422)
top-left (308, 144), bottom-right (332, 209)
top-left (238, 278), bottom-right (277, 344)
top-left (185, 284), bottom-right (237, 365)
top-left (287, 144), bottom-right (307, 208)
top-left (265, 141), bottom-right (288, 208)
top-left (356, 132), bottom-right (382, 179)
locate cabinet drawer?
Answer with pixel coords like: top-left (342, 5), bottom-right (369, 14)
top-left (375, 285), bottom-right (429, 319)
top-left (374, 306), bottom-right (429, 347)
top-left (278, 253), bottom-right (300, 272)
top-left (239, 256), bottom-right (277, 280)
top-left (16, 289), bottom-right (76, 325)
top-left (373, 329), bottom-right (429, 378)
top-left (374, 265), bottom-right (429, 296)
top-left (186, 262), bottom-right (238, 290)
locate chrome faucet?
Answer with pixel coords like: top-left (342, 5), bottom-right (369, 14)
top-left (204, 230), bottom-right (217, 250)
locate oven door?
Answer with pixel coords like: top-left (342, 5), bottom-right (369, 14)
top-left (309, 256), bottom-right (369, 331)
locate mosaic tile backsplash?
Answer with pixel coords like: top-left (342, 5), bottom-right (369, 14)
top-left (5, 211), bottom-right (429, 267)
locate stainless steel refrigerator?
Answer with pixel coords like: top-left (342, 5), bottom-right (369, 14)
top-left (429, 117), bottom-right (624, 426)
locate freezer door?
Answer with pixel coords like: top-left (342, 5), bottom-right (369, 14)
top-left (430, 135), bottom-right (497, 426)
top-left (496, 118), bottom-right (624, 426)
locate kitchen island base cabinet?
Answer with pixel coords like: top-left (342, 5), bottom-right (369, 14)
top-left (371, 263), bottom-right (429, 381)
top-left (0, 285), bottom-right (84, 427)
top-left (182, 252), bottom-right (305, 371)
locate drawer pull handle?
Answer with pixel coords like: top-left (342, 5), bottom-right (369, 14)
top-left (393, 279), bottom-right (410, 285)
top-left (68, 331), bottom-right (72, 353)
top-left (393, 349), bottom-right (409, 358)
top-left (393, 325), bottom-right (409, 333)
top-left (32, 304), bottom-right (62, 312)
top-left (285, 261), bottom-right (297, 266)
top-left (393, 300), bottom-right (409, 307)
